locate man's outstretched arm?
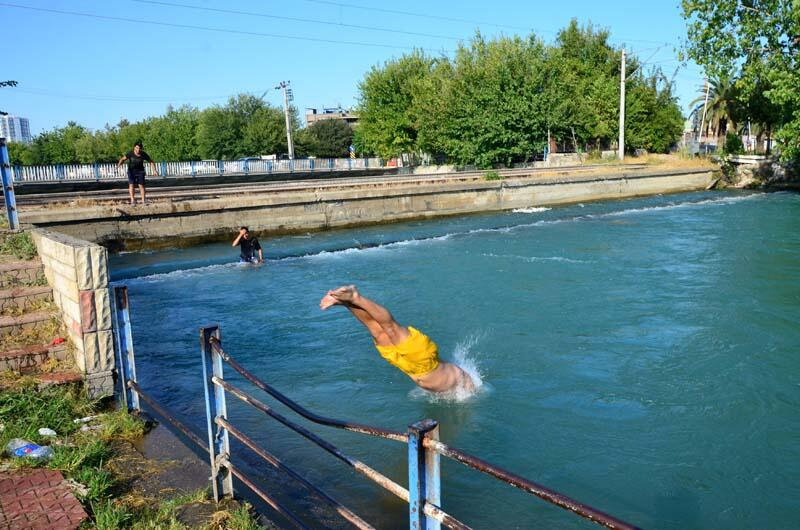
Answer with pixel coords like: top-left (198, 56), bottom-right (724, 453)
top-left (326, 286), bottom-right (409, 343)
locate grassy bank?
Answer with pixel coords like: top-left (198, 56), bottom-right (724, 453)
top-left (0, 382), bottom-right (263, 529)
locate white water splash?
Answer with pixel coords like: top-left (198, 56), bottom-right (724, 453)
top-left (408, 333), bottom-right (490, 403)
top-left (513, 206), bottom-right (551, 214)
top-left (481, 252), bottom-right (590, 264)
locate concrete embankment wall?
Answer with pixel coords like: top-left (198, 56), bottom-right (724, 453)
top-left (27, 168), bottom-right (713, 250)
top-left (31, 229), bottom-right (114, 398)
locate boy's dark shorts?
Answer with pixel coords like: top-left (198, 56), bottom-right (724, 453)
top-left (128, 172), bottom-right (146, 185)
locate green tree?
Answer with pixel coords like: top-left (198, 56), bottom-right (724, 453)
top-left (357, 51), bottom-right (435, 158)
top-left (682, 0), bottom-right (800, 160)
top-left (140, 105), bottom-right (200, 161)
top-left (626, 71), bottom-right (685, 153)
top-left (689, 73), bottom-right (741, 146)
top-left (429, 33), bottom-right (550, 167)
top-left (301, 119), bottom-right (354, 158)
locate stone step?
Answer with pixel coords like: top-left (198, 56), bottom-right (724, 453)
top-left (36, 370), bottom-right (84, 388)
top-left (0, 285), bottom-right (53, 313)
top-left (0, 260), bottom-right (45, 288)
top-left (0, 309), bottom-right (60, 335)
top-left (0, 342), bottom-right (69, 374)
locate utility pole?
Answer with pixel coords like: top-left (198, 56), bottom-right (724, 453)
top-left (276, 81), bottom-right (295, 160)
top-left (698, 77), bottom-right (710, 153)
top-left (618, 48), bottom-right (626, 161)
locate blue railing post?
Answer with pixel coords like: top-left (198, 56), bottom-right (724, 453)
top-left (93, 162), bottom-right (100, 181)
top-left (267, 160), bottom-right (273, 174)
top-left (0, 139), bottom-right (19, 230)
top-left (56, 164), bottom-right (65, 180)
top-left (243, 159), bottom-right (249, 175)
top-left (310, 158), bottom-right (315, 171)
top-left (161, 161), bottom-right (167, 177)
top-left (200, 325), bottom-right (233, 501)
top-left (408, 419), bottom-right (441, 530)
top-left (191, 160), bottom-right (196, 177)
top-left (112, 286), bottom-right (139, 411)
top-left (13, 164), bottom-right (21, 182)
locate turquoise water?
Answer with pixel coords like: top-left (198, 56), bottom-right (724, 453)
top-left (111, 190), bottom-right (800, 529)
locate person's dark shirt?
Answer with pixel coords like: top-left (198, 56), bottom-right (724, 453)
top-left (125, 150), bottom-right (152, 174)
top-left (238, 237), bottom-right (262, 261)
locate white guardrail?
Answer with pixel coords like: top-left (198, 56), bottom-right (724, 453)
top-left (12, 157), bottom-right (385, 183)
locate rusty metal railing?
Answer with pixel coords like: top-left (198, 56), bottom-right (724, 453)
top-left (203, 327), bottom-right (641, 530)
top-left (112, 285), bottom-right (641, 530)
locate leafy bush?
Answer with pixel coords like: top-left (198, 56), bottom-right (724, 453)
top-left (723, 132), bottom-right (745, 155)
top-left (484, 170), bottom-right (503, 181)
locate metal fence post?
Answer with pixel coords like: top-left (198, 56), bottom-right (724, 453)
top-left (112, 286), bottom-right (139, 411)
top-left (0, 138), bottom-right (19, 230)
top-left (200, 325), bottom-right (233, 501)
top-left (408, 419), bottom-right (441, 530)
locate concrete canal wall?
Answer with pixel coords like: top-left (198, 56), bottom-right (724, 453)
top-left (31, 229), bottom-right (115, 398)
top-left (25, 167), bottom-right (714, 251)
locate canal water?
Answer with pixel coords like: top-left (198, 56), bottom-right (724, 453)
top-left (111, 190), bottom-right (800, 530)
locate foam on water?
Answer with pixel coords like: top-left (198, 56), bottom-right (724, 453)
top-left (482, 252), bottom-right (590, 264)
top-left (408, 333), bottom-right (491, 403)
top-left (513, 206), bottom-right (551, 214)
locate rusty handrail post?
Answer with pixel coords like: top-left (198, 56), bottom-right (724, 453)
top-left (112, 286), bottom-right (139, 411)
top-left (408, 419), bottom-right (441, 530)
top-left (200, 325), bottom-right (233, 501)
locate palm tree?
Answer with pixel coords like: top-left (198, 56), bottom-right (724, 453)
top-left (690, 74), bottom-right (740, 147)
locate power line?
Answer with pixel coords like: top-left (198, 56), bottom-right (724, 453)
top-left (129, 0), bottom-right (466, 42)
top-left (8, 87), bottom-right (232, 103)
top-left (0, 2), bottom-right (451, 52)
top-left (304, 0), bottom-right (675, 45)
top-left (302, 0), bottom-right (533, 31)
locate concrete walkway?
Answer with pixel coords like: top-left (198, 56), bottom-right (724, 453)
top-left (0, 469), bottom-right (87, 529)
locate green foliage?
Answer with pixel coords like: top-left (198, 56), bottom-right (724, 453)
top-left (682, 0), bottom-right (800, 161)
top-left (0, 231), bottom-right (38, 260)
top-left (723, 131), bottom-right (745, 155)
top-left (73, 466), bottom-right (114, 502)
top-left (300, 119), bottom-right (354, 158)
top-left (484, 170), bottom-right (503, 180)
top-left (0, 385), bottom-right (89, 447)
top-left (357, 51), bottom-right (435, 159)
top-left (356, 21), bottom-right (684, 167)
top-left (100, 410), bottom-right (147, 441)
top-left (93, 500), bottom-right (133, 530)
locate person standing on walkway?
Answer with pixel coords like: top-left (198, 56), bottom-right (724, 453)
top-left (117, 141), bottom-right (157, 205)
top-left (232, 227), bottom-right (264, 263)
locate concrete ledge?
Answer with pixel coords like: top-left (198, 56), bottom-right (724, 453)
top-left (27, 167), bottom-right (714, 251)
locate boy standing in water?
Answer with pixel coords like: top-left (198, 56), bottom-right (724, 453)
top-left (232, 227), bottom-right (264, 263)
top-left (320, 285), bottom-right (475, 393)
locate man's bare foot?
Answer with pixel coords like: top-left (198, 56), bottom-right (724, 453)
top-left (319, 292), bottom-right (339, 310)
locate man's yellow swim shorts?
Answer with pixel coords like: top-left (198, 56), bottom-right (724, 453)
top-left (374, 326), bottom-right (440, 377)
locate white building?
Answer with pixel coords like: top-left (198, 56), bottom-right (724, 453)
top-left (0, 115), bottom-right (32, 144)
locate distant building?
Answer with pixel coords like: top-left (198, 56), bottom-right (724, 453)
top-left (306, 107), bottom-right (358, 127)
top-left (0, 115), bottom-right (32, 144)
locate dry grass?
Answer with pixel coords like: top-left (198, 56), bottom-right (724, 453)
top-left (0, 316), bottom-right (63, 351)
top-left (1, 298), bottom-right (57, 317)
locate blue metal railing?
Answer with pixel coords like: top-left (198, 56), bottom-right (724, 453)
top-left (12, 157), bottom-right (385, 183)
top-left (112, 286), bottom-right (640, 530)
top-left (0, 138), bottom-right (19, 229)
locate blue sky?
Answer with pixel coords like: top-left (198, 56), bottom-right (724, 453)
top-left (1, 0), bottom-right (705, 135)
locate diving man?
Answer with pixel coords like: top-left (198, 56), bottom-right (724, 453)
top-left (320, 285), bottom-right (475, 393)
